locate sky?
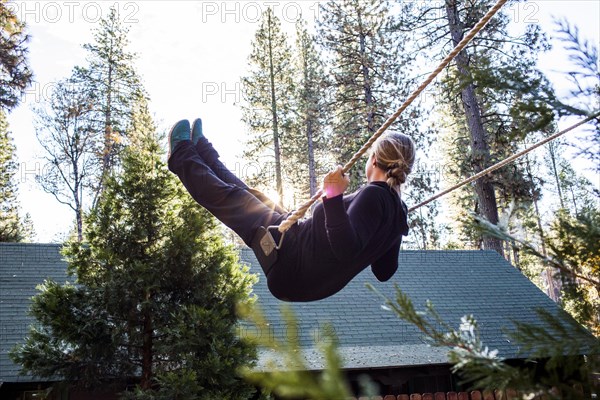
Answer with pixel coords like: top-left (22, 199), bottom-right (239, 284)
top-left (4, 0), bottom-right (600, 243)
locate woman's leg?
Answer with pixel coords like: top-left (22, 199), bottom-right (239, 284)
top-left (194, 130), bottom-right (287, 215)
top-left (168, 140), bottom-right (284, 246)
top-left (194, 137), bottom-right (247, 188)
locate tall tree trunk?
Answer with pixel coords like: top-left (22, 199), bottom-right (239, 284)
top-left (72, 142), bottom-right (83, 242)
top-left (357, 12), bottom-right (376, 134)
top-left (267, 12), bottom-right (284, 204)
top-left (569, 186), bottom-right (578, 215)
top-left (306, 117), bottom-right (317, 196)
top-left (300, 41), bottom-right (317, 197)
top-left (525, 154), bottom-right (560, 302)
top-left (512, 242), bottom-right (520, 269)
top-left (141, 291), bottom-right (153, 390)
top-left (535, 194), bottom-right (561, 302)
top-left (74, 186), bottom-right (83, 242)
top-left (547, 142), bottom-right (565, 209)
top-left (445, 0), bottom-right (503, 256)
top-left (96, 63), bottom-right (114, 207)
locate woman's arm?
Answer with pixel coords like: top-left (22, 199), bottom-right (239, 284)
top-left (322, 184), bottom-right (387, 262)
top-left (371, 241), bottom-right (400, 281)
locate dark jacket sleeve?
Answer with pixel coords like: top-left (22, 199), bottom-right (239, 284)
top-left (321, 186), bottom-right (386, 262)
top-left (371, 240), bottom-right (400, 281)
top-left (372, 199), bottom-right (408, 281)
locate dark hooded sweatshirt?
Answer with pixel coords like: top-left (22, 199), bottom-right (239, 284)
top-left (266, 181), bottom-right (409, 302)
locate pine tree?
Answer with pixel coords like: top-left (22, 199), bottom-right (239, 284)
top-left (286, 18), bottom-right (329, 200)
top-left (539, 22), bottom-right (599, 314)
top-left (33, 77), bottom-right (100, 241)
top-left (241, 8), bottom-right (295, 206)
top-left (542, 139), bottom-right (599, 331)
top-left (318, 0), bottom-right (409, 187)
top-left (398, 0), bottom-right (555, 255)
top-left (11, 102), bottom-right (258, 399)
top-left (0, 110), bottom-right (33, 241)
top-left (0, 0), bottom-right (33, 111)
top-left (73, 6), bottom-right (145, 201)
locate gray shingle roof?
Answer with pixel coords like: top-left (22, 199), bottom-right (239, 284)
top-left (238, 248), bottom-right (587, 371)
top-left (0, 243), bottom-right (587, 382)
top-left (0, 243), bottom-right (72, 382)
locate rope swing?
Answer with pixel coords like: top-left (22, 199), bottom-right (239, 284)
top-left (276, 0), bottom-right (510, 235)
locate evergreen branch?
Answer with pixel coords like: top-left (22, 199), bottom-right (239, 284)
top-left (367, 284), bottom-right (599, 397)
top-left (238, 303), bottom-right (352, 400)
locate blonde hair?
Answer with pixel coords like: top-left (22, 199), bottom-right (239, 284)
top-left (372, 131), bottom-right (416, 191)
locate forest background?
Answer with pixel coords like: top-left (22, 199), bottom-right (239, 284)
top-left (2, 1), bottom-right (599, 397)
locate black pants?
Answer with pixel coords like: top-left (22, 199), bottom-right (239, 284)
top-left (168, 138), bottom-right (287, 248)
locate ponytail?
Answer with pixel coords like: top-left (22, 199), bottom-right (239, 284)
top-left (372, 132), bottom-right (416, 192)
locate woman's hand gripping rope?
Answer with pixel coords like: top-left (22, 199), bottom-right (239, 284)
top-left (322, 166), bottom-right (350, 199)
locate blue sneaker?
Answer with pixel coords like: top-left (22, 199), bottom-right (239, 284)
top-left (191, 118), bottom-right (204, 145)
top-left (168, 119), bottom-right (191, 158)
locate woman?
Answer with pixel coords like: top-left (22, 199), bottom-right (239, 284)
top-left (168, 118), bottom-right (414, 302)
